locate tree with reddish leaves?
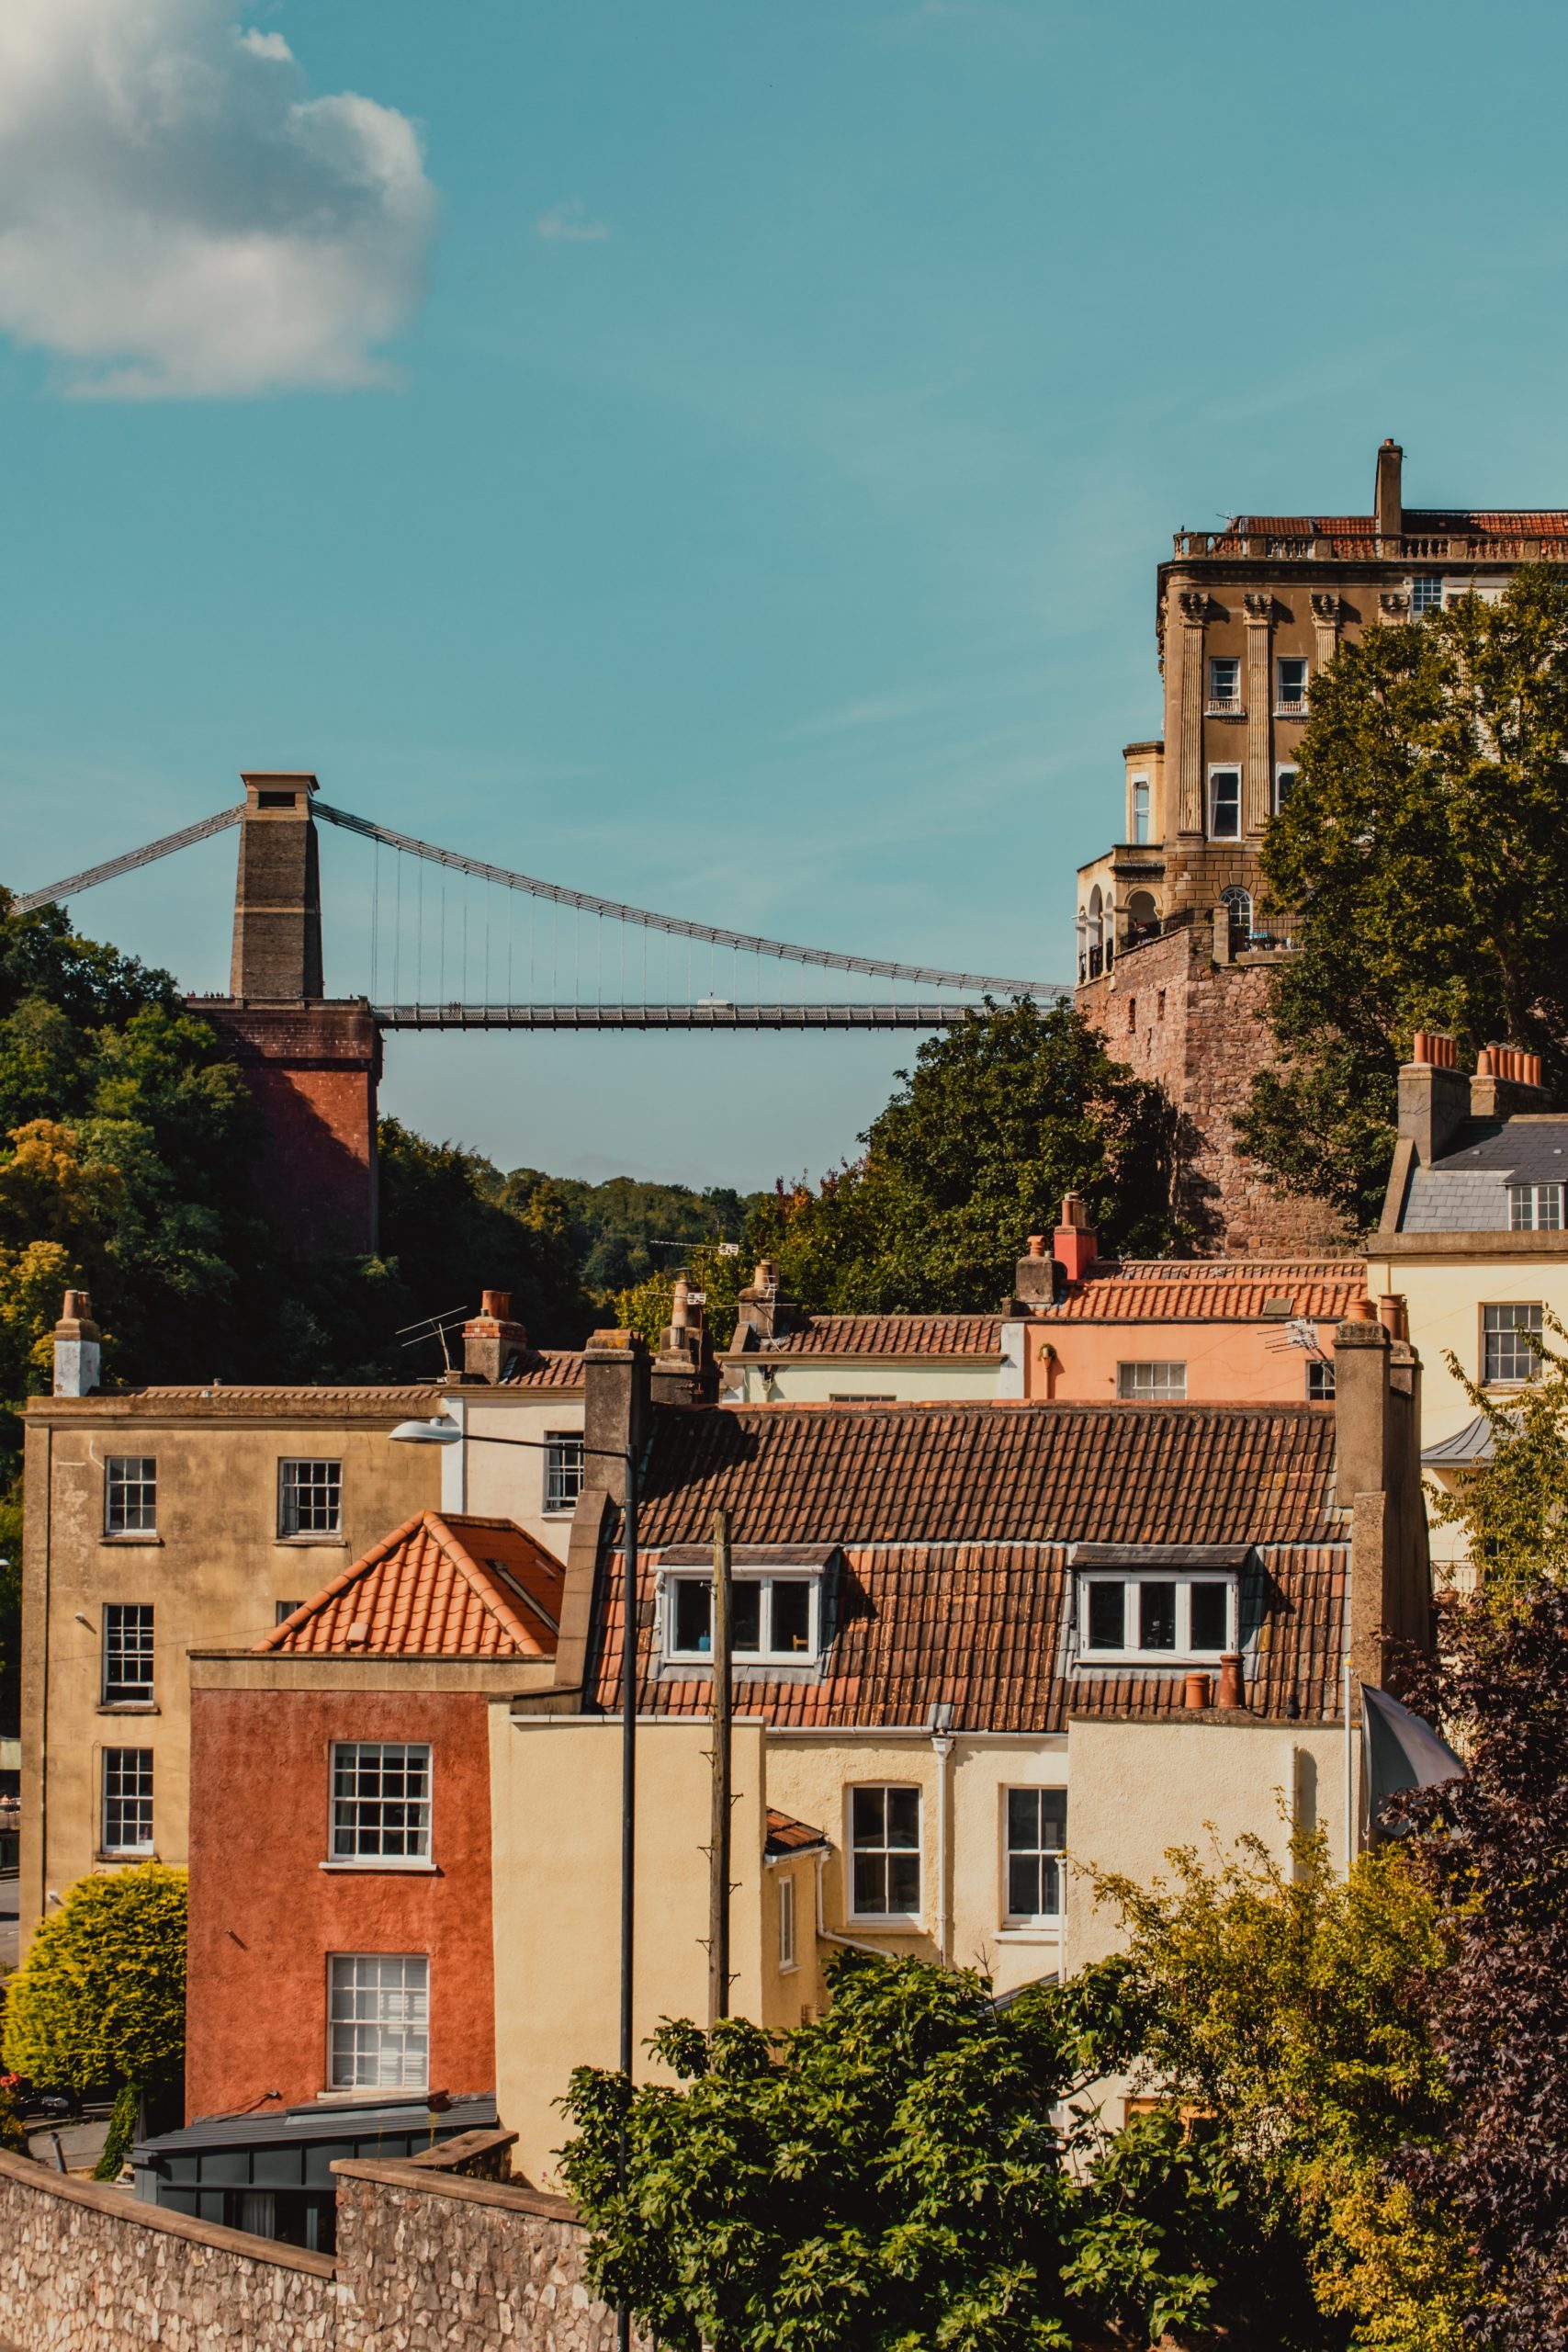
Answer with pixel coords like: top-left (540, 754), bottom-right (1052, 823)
top-left (1394, 1587), bottom-right (1568, 2349)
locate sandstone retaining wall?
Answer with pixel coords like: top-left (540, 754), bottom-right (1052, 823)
top-left (0, 2134), bottom-right (638, 2352)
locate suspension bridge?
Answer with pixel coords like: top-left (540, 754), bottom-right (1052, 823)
top-left (13, 772), bottom-right (1069, 1248)
top-left (16, 779), bottom-right (1066, 1031)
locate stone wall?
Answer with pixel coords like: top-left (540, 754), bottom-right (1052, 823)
top-left (0, 2136), bottom-right (641, 2352)
top-left (1077, 922), bottom-right (1348, 1258)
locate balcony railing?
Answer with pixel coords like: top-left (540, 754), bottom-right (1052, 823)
top-left (1204, 697), bottom-right (1243, 716)
top-left (1273, 699), bottom-right (1308, 718)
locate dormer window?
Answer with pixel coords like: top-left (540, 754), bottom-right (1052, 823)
top-left (666, 1569), bottom-right (821, 1664)
top-left (1509, 1183), bottom-right (1563, 1232)
top-left (1076, 1567), bottom-right (1236, 1664)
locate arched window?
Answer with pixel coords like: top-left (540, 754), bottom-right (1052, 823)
top-left (1221, 885), bottom-right (1252, 949)
top-left (1125, 889), bottom-right (1159, 943)
top-left (1088, 887), bottom-right (1105, 977)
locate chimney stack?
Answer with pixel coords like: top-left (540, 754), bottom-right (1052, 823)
top-left (1397, 1034), bottom-right (1469, 1165)
top-left (1375, 438), bottom-right (1404, 552)
top-left (581, 1329), bottom-right (649, 1502)
top-left (731, 1260), bottom-right (807, 1347)
top-left (1470, 1044), bottom-right (1551, 1123)
top-left (52, 1291), bottom-right (101, 1397)
top-left (461, 1290), bottom-right (529, 1385)
top-left (1333, 1307), bottom-right (1430, 1693)
top-left (1053, 1194), bottom-right (1100, 1287)
top-left (652, 1274), bottom-right (718, 1407)
top-left (1011, 1233), bottom-right (1061, 1308)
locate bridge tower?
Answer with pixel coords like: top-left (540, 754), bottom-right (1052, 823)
top-left (196, 773), bottom-right (380, 1254)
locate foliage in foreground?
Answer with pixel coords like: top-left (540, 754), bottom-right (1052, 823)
top-left (559, 1951), bottom-right (1329, 2351)
top-left (1092, 1826), bottom-right (1472, 2352)
top-left (1393, 1583), bottom-right (1568, 2352)
top-left (3, 1866), bottom-right (186, 2111)
top-left (1237, 568), bottom-right (1568, 1231)
top-left (1426, 1312), bottom-right (1568, 1613)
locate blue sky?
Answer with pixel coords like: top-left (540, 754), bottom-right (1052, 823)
top-left (4, 0), bottom-right (1565, 1187)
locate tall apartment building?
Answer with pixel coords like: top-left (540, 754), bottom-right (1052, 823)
top-left (1076, 440), bottom-right (1568, 1254)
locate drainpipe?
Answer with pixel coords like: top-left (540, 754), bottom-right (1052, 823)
top-left (928, 1702), bottom-right (956, 1966)
top-left (812, 1849), bottom-right (887, 1960)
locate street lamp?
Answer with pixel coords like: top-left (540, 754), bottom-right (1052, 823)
top-left (390, 1414), bottom-right (639, 2343)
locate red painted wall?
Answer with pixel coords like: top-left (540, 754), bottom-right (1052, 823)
top-left (186, 1687), bottom-right (495, 2120)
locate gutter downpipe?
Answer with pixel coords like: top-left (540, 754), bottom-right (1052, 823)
top-left (931, 1733), bottom-right (954, 1965)
top-left (813, 1850), bottom-right (889, 1960)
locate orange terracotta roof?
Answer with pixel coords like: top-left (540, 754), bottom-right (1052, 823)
top-left (498, 1350), bottom-right (585, 1389)
top-left (1045, 1262), bottom-right (1366, 1323)
top-left (262, 1511), bottom-right (565, 1658)
top-left (634, 1400), bottom-right (1337, 1550)
top-left (765, 1808), bottom-right (829, 1857)
top-left (593, 1540), bottom-right (1347, 1732)
top-left (746, 1315), bottom-right (1003, 1360)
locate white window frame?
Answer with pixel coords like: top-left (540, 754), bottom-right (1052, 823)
top-left (848, 1784), bottom-right (922, 1924)
top-left (1274, 655), bottom-right (1309, 713)
top-left (1411, 574), bottom-right (1444, 616)
top-left (1307, 1359), bottom-right (1336, 1400)
top-left (102, 1604), bottom-right (154, 1706)
top-left (327, 1952), bottom-right (429, 2091)
top-left (1116, 1360), bottom-right (1187, 1399)
top-left (278, 1458), bottom-right (343, 1539)
top-left (1077, 1571), bottom-right (1237, 1665)
top-left (543, 1431), bottom-right (584, 1516)
top-left (1207, 765), bottom-right (1242, 840)
top-left (329, 1742), bottom-right (433, 1867)
top-left (105, 1457), bottom-right (157, 1537)
top-left (1509, 1183), bottom-right (1563, 1232)
top-left (102, 1747), bottom-right (154, 1856)
top-left (663, 1568), bottom-right (823, 1665)
top-left (778, 1873), bottom-right (797, 1972)
top-left (1483, 1302), bottom-right (1544, 1387)
top-left (1206, 655), bottom-right (1241, 710)
top-left (1002, 1787), bottom-right (1067, 1928)
top-left (1273, 765), bottom-right (1299, 816)
top-left (1130, 776), bottom-right (1151, 844)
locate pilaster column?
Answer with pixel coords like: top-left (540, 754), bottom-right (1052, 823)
top-left (1244, 592), bottom-right (1272, 831)
top-left (1311, 591), bottom-right (1340, 678)
top-left (1177, 591), bottom-right (1207, 834)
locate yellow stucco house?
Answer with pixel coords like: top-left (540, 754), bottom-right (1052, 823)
top-left (485, 1315), bottom-right (1428, 2186)
top-left (1365, 1037), bottom-right (1568, 1574)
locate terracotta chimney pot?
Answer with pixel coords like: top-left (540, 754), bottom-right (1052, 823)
top-left (1216, 1653), bottom-right (1246, 1710)
top-left (1026, 1235), bottom-right (1046, 1258)
top-left (1342, 1295), bottom-right (1377, 1324)
top-left (1183, 1671), bottom-right (1213, 1711)
top-left (1377, 1294), bottom-right (1409, 1341)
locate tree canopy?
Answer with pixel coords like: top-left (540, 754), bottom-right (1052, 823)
top-left (750, 999), bottom-right (1179, 1315)
top-left (558, 1951), bottom-right (1318, 2352)
top-left (4, 1864), bottom-right (186, 2097)
top-left (1237, 568), bottom-right (1568, 1230)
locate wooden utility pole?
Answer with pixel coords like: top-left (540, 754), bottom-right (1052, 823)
top-left (707, 1505), bottom-right (733, 2024)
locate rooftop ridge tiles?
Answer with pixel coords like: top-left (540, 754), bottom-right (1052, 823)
top-left (260, 1509), bottom-right (557, 1658)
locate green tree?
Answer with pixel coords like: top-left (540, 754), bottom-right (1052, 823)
top-left (4, 1865), bottom-right (187, 2175)
top-left (501, 1169), bottom-right (761, 1302)
top-left (1090, 1826), bottom-right (1472, 2352)
top-left (752, 1000), bottom-right (1180, 1314)
top-left (1237, 568), bottom-right (1568, 1230)
top-left (558, 1952), bottom-right (1322, 2352)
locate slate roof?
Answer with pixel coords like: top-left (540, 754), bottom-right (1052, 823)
top-left (499, 1350), bottom-right (585, 1389)
top-left (1422, 1410), bottom-right (1517, 1468)
top-left (1399, 1118), bottom-right (1568, 1233)
top-left (741, 1315), bottom-right (1003, 1360)
top-left (592, 1540), bottom-right (1347, 1733)
top-left (633, 1402), bottom-right (1339, 1549)
top-left (1043, 1263), bottom-right (1364, 1322)
top-left (263, 1511), bottom-right (565, 1658)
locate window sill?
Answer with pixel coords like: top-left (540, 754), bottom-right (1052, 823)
top-left (845, 1917), bottom-right (924, 1934)
top-left (777, 1961), bottom-right (800, 1976)
top-left (98, 1702), bottom-right (159, 1716)
top-left (1204, 703), bottom-right (1245, 717)
top-left (997, 1925), bottom-right (1063, 1942)
top-left (540, 1510), bottom-right (576, 1521)
top-left (319, 1860), bottom-right (438, 1874)
top-left (99, 1534), bottom-right (162, 1546)
top-left (1077, 1655), bottom-right (1231, 1670)
top-left (97, 1850), bottom-right (157, 1864)
top-left (276, 1534), bottom-right (349, 1546)
top-left (318, 2084), bottom-right (433, 2105)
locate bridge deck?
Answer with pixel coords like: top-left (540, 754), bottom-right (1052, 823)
top-left (372, 1001), bottom-right (1032, 1031)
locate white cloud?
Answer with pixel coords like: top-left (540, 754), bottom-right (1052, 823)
top-left (0, 0), bottom-right (437, 398)
top-left (536, 198), bottom-right (609, 244)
